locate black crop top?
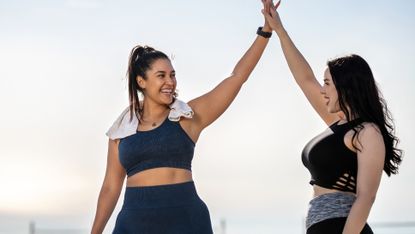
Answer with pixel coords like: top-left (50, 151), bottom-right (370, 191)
top-left (118, 118), bottom-right (195, 177)
top-left (302, 119), bottom-right (363, 193)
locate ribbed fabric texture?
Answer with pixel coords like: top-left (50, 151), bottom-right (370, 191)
top-left (113, 182), bottom-right (213, 234)
top-left (118, 118), bottom-right (195, 177)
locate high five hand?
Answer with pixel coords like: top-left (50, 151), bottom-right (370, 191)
top-left (261, 0), bottom-right (283, 32)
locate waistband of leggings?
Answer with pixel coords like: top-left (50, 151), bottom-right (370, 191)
top-left (306, 192), bottom-right (356, 229)
top-left (122, 181), bottom-right (200, 208)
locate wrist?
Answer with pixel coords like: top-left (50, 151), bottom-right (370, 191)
top-left (262, 25), bottom-right (272, 33)
top-left (275, 27), bottom-right (287, 37)
top-left (257, 26), bottom-right (272, 38)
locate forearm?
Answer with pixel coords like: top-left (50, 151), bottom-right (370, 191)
top-left (186, 28), bottom-right (270, 130)
top-left (231, 31), bottom-right (270, 82)
top-left (91, 187), bottom-right (122, 234)
top-left (275, 28), bottom-right (315, 84)
top-left (342, 195), bottom-right (375, 234)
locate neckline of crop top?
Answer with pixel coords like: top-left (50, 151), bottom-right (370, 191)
top-left (136, 116), bottom-right (169, 133)
top-left (118, 119), bottom-right (195, 177)
top-left (302, 118), bottom-right (363, 193)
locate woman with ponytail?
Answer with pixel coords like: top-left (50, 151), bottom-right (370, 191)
top-left (262, 1), bottom-right (403, 233)
top-left (91, 1), bottom-right (273, 233)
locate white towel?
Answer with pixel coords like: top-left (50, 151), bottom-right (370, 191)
top-left (106, 99), bottom-right (193, 140)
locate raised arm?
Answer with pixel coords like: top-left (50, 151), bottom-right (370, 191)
top-left (91, 139), bottom-right (126, 234)
top-left (263, 1), bottom-right (338, 125)
top-left (187, 2), bottom-right (271, 134)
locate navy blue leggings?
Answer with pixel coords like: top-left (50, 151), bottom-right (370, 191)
top-left (307, 217), bottom-right (373, 234)
top-left (113, 181), bottom-right (213, 234)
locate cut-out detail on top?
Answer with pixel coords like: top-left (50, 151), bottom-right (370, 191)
top-left (333, 173), bottom-right (356, 192)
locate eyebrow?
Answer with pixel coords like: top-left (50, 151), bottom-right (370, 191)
top-left (154, 70), bottom-right (175, 74)
top-left (323, 78), bottom-right (330, 82)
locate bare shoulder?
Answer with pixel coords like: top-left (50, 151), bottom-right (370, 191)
top-left (355, 122), bottom-right (384, 151)
top-left (359, 122), bottom-right (382, 137)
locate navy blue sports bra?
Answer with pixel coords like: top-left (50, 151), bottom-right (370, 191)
top-left (118, 118), bottom-right (195, 177)
top-left (302, 119), bottom-right (363, 193)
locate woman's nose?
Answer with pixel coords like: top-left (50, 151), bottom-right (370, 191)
top-left (320, 86), bottom-right (326, 95)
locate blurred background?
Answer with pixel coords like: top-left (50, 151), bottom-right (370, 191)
top-left (1, 0), bottom-right (414, 233)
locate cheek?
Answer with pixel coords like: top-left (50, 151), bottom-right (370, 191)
top-left (328, 87), bottom-right (337, 97)
top-left (170, 78), bottom-right (177, 87)
top-left (333, 90), bottom-right (339, 100)
top-left (149, 78), bottom-right (162, 87)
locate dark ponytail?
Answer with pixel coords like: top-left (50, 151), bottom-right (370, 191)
top-left (127, 45), bottom-right (169, 121)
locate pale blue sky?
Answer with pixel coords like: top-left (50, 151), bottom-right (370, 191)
top-left (1, 1), bottom-right (414, 233)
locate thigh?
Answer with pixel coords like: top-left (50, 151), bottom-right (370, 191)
top-left (187, 199), bottom-right (213, 234)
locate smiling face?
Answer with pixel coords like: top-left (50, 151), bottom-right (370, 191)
top-left (321, 68), bottom-right (341, 114)
top-left (137, 58), bottom-right (177, 106)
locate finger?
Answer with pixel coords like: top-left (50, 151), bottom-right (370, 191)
top-left (261, 9), bottom-right (270, 21)
top-left (270, 2), bottom-right (277, 13)
top-left (263, 0), bottom-right (267, 14)
top-left (261, 8), bottom-right (267, 17)
top-left (275, 0), bottom-right (281, 9)
top-left (269, 0), bottom-right (275, 16)
top-left (262, 0), bottom-right (268, 12)
top-left (262, 9), bottom-right (271, 19)
top-left (262, 9), bottom-right (273, 20)
top-left (270, 7), bottom-right (277, 18)
top-left (270, 4), bottom-right (275, 14)
top-left (269, 0), bottom-right (274, 10)
top-left (265, 13), bottom-right (274, 22)
top-left (266, 0), bottom-right (271, 14)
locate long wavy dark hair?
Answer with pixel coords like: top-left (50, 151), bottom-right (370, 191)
top-left (126, 45), bottom-right (170, 121)
top-left (328, 54), bottom-right (403, 176)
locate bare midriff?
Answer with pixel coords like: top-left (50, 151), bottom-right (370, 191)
top-left (126, 168), bottom-right (193, 187)
top-left (313, 184), bottom-right (356, 198)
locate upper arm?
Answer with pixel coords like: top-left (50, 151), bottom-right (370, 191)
top-left (355, 124), bottom-right (385, 198)
top-left (187, 75), bottom-right (244, 131)
top-left (299, 77), bottom-right (339, 125)
top-left (102, 139), bottom-right (126, 189)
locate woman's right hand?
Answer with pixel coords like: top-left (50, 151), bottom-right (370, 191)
top-left (261, 0), bottom-right (284, 33)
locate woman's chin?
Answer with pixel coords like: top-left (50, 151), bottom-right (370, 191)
top-left (160, 96), bottom-right (173, 105)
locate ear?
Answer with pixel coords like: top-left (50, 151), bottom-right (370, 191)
top-left (136, 76), bottom-right (146, 89)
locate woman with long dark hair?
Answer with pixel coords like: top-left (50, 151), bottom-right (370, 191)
top-left (91, 1), bottom-right (274, 233)
top-left (262, 1), bottom-right (403, 233)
